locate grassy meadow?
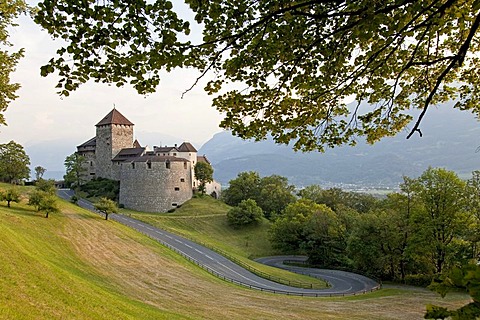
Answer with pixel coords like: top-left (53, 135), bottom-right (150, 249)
top-left (0, 185), bottom-right (472, 319)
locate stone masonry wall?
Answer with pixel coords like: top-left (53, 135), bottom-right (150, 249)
top-left (96, 124), bottom-right (133, 180)
top-left (119, 160), bottom-right (193, 213)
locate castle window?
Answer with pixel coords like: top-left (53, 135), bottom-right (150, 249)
top-left (184, 162), bottom-right (187, 169)
top-left (90, 161), bottom-right (93, 167)
top-left (147, 161), bottom-right (152, 169)
top-left (180, 178), bottom-right (185, 182)
top-left (174, 187), bottom-right (180, 191)
top-left (173, 153), bottom-right (177, 156)
top-left (166, 161), bottom-right (170, 169)
top-left (131, 162), bottom-right (135, 169)
top-left (172, 203), bottom-right (177, 207)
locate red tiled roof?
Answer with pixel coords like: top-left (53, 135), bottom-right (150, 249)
top-left (133, 139), bottom-right (141, 148)
top-left (197, 155), bottom-right (211, 164)
top-left (177, 142), bottom-right (197, 152)
top-left (96, 108), bottom-right (134, 126)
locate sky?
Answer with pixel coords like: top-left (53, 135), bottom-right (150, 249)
top-left (2, 10), bottom-right (225, 153)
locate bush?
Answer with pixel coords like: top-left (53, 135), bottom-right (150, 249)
top-left (80, 178), bottom-right (119, 200)
top-left (227, 199), bottom-right (263, 227)
top-left (404, 274), bottom-right (434, 287)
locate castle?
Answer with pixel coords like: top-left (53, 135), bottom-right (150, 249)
top-left (76, 108), bottom-right (221, 213)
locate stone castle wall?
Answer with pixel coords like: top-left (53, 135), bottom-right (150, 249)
top-left (119, 160), bottom-right (193, 213)
top-left (96, 124), bottom-right (133, 179)
top-left (80, 151), bottom-right (96, 182)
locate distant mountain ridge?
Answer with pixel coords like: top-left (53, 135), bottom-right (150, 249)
top-left (199, 105), bottom-right (480, 188)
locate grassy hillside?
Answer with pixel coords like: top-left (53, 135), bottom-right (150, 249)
top-left (0, 185), bottom-right (471, 319)
top-left (122, 196), bottom-right (325, 288)
top-left (124, 196), bottom-right (273, 258)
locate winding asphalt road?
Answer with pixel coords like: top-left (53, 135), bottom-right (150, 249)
top-left (57, 189), bottom-right (380, 297)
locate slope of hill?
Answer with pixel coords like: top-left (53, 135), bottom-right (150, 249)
top-left (200, 104), bottom-right (480, 188)
top-left (0, 187), bottom-right (470, 319)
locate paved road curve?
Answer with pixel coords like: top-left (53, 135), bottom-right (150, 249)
top-left (57, 189), bottom-right (380, 296)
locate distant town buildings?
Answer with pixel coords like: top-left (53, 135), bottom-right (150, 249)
top-left (76, 108), bottom-right (220, 213)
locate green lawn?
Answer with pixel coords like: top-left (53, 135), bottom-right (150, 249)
top-left (0, 185), bottom-right (471, 319)
top-left (0, 186), bottom-right (182, 319)
top-left (123, 196), bottom-right (330, 289)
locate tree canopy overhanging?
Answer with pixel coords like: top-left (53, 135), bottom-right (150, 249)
top-left (34, 0), bottom-right (480, 151)
top-left (0, 0), bottom-right (27, 126)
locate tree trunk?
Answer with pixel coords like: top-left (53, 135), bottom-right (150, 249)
top-left (45, 212), bottom-right (49, 218)
top-left (7, 201), bottom-right (10, 208)
top-left (105, 213), bottom-right (108, 220)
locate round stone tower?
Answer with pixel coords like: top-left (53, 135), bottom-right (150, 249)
top-left (95, 108), bottom-right (134, 180)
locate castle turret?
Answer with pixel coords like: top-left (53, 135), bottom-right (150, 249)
top-left (95, 108), bottom-right (134, 180)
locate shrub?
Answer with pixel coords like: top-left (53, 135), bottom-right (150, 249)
top-left (80, 178), bottom-right (119, 200)
top-left (227, 199), bottom-right (263, 227)
top-left (404, 274), bottom-right (434, 287)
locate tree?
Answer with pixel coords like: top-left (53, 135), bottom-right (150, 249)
top-left (0, 0), bottom-right (27, 125)
top-left (34, 166), bottom-right (46, 181)
top-left (94, 197), bottom-right (118, 220)
top-left (222, 171), bottom-right (261, 207)
top-left (0, 187), bottom-right (20, 207)
top-left (465, 171), bottom-right (480, 260)
top-left (257, 175), bottom-right (296, 219)
top-left (302, 203), bottom-right (345, 267)
top-left (410, 167), bottom-right (471, 274)
top-left (299, 186), bottom-right (378, 213)
top-left (35, 1), bottom-right (480, 151)
top-left (64, 153), bottom-right (86, 188)
top-left (194, 162), bottom-right (214, 194)
top-left (425, 264), bottom-right (480, 320)
top-left (347, 212), bottom-right (386, 277)
top-left (270, 198), bottom-right (348, 266)
top-left (226, 199), bottom-right (263, 227)
top-left (35, 178), bottom-right (56, 194)
top-left (0, 141), bottom-right (30, 183)
top-left (269, 199), bottom-right (314, 253)
top-left (28, 190), bottom-right (59, 218)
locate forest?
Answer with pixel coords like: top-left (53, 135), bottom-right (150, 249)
top-left (222, 167), bottom-right (480, 285)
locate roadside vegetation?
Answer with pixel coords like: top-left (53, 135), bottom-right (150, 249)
top-left (123, 196), bottom-right (328, 289)
top-left (0, 183), bottom-right (471, 319)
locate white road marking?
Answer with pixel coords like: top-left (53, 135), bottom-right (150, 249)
top-left (216, 262), bottom-right (280, 290)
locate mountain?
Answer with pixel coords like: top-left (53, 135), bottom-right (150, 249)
top-left (199, 104), bottom-right (480, 188)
